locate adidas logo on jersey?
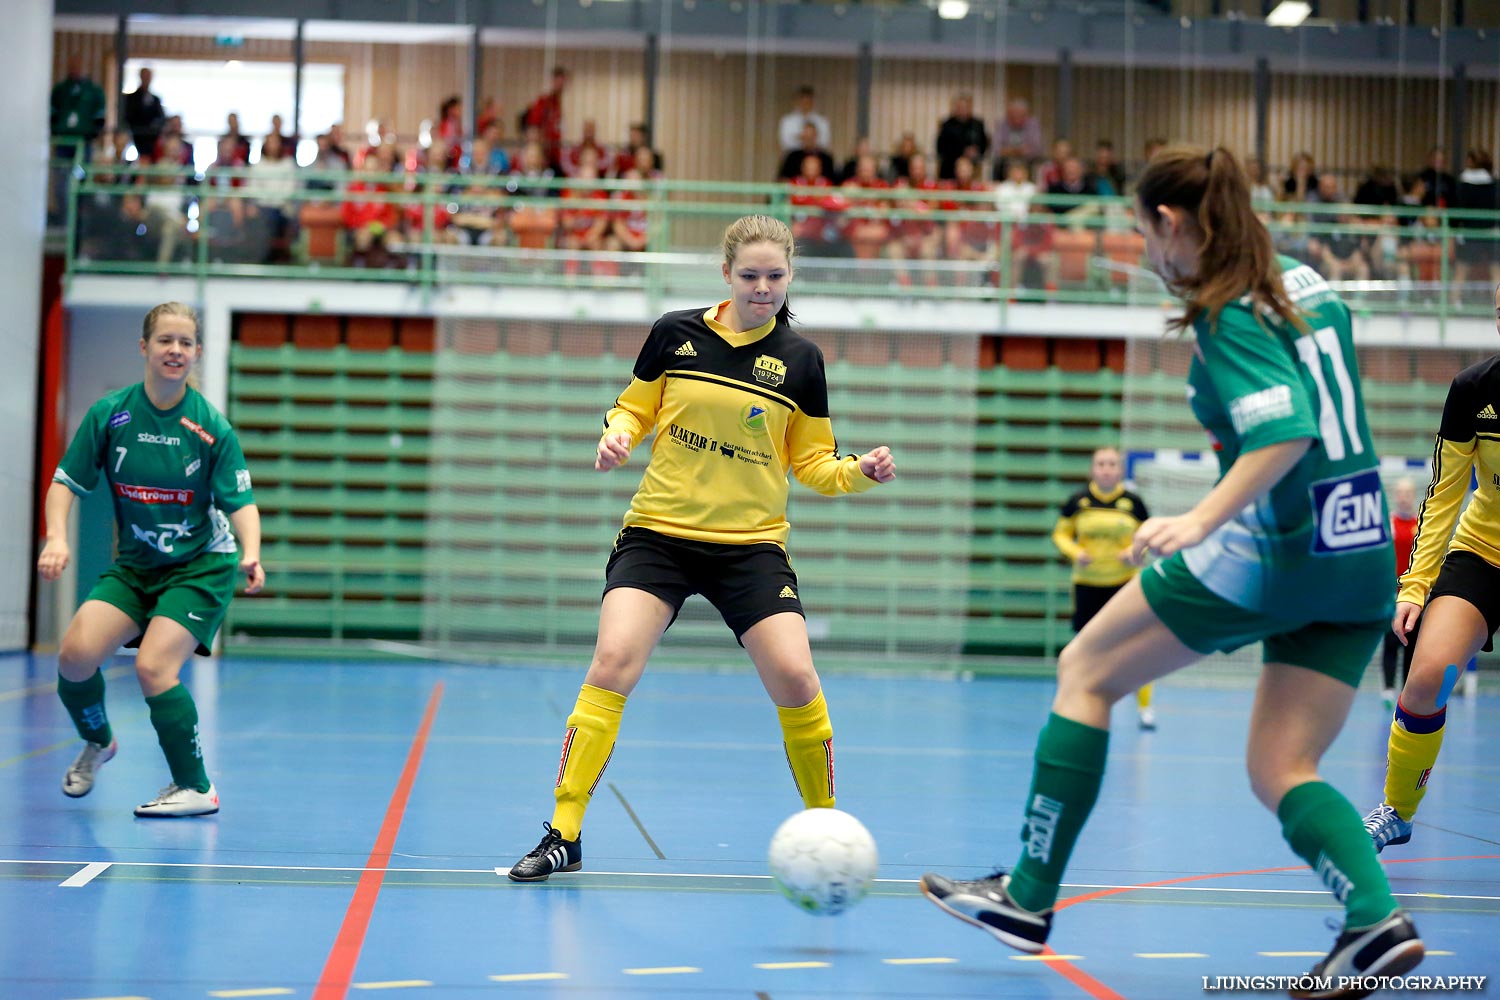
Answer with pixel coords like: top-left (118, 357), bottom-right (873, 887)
top-left (1478, 404), bottom-right (1498, 420)
top-left (779, 586), bottom-right (797, 599)
top-left (675, 342), bottom-right (698, 357)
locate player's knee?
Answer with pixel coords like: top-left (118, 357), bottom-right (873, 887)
top-left (57, 631), bottom-right (104, 677)
top-left (1056, 642), bottom-right (1125, 703)
top-left (132, 653), bottom-right (178, 691)
top-left (586, 645), bottom-right (645, 691)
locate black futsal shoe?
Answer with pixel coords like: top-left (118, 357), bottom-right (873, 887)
top-left (508, 822), bottom-right (582, 882)
top-left (1289, 909), bottom-right (1424, 999)
top-left (919, 870), bottom-right (1052, 953)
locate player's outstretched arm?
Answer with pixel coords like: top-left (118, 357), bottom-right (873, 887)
top-left (858, 446), bottom-right (896, 483)
top-left (596, 432), bottom-right (634, 472)
top-left (1133, 437), bottom-right (1311, 560)
top-left (37, 482), bottom-right (76, 581)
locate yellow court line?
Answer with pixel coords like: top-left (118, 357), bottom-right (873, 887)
top-left (1136, 953), bottom-right (1209, 959)
top-left (489, 972), bottom-right (569, 982)
top-left (0, 665), bottom-right (130, 704)
top-left (1012, 954), bottom-right (1085, 962)
top-left (66, 996), bottom-right (150, 1000)
top-left (351, 982), bottom-right (434, 990)
top-left (1427, 951), bottom-right (1456, 956)
top-left (1259, 952), bottom-right (1326, 957)
top-left (754, 961), bottom-right (831, 970)
top-left (882, 957), bottom-right (958, 965)
top-left (209, 990), bottom-right (296, 998)
top-left (0, 737), bottom-right (76, 771)
top-left (622, 967), bottom-right (701, 976)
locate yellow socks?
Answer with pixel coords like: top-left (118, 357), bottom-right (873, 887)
top-left (550, 683), bottom-right (627, 840)
top-left (777, 689), bottom-right (835, 809)
top-left (1136, 684), bottom-right (1153, 710)
top-left (1384, 701), bottom-right (1446, 821)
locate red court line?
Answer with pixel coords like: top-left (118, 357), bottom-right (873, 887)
top-left (313, 682), bottom-right (445, 1000)
top-left (1036, 853), bottom-right (1500, 999)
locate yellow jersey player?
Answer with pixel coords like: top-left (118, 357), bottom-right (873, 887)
top-left (508, 215), bottom-right (895, 881)
top-left (1363, 282), bottom-right (1500, 854)
top-left (1052, 447), bottom-right (1155, 727)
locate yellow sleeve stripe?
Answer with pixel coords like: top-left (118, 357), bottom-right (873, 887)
top-left (665, 369), bottom-right (800, 413)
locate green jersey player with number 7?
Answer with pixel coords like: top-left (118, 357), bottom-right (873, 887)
top-left (919, 147), bottom-right (1422, 999)
top-left (37, 302), bottom-right (263, 817)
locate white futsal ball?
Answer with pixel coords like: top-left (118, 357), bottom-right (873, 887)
top-left (767, 808), bottom-right (878, 915)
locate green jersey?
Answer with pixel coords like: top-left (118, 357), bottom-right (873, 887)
top-left (54, 383), bottom-right (255, 571)
top-left (1179, 256), bottom-right (1395, 619)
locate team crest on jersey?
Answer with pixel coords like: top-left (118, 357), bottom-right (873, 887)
top-left (184, 458), bottom-right (201, 478)
top-left (1309, 468), bottom-right (1388, 554)
top-left (741, 403), bottom-right (768, 433)
top-left (753, 354), bottom-right (786, 387)
top-left (108, 411), bottom-right (132, 429)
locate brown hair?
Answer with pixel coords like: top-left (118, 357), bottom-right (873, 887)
top-left (1135, 145), bottom-right (1305, 335)
top-left (720, 215), bottom-right (796, 325)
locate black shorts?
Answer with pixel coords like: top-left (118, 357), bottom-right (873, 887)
top-left (1426, 549), bottom-right (1500, 652)
top-left (604, 527), bottom-right (804, 641)
top-left (1072, 582), bottom-right (1124, 633)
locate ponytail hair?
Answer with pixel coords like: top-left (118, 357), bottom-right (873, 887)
top-left (720, 214), bottom-right (797, 325)
top-left (1135, 146), bottom-right (1305, 335)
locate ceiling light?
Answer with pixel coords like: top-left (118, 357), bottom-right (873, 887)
top-left (938, 1), bottom-right (970, 20)
top-left (1266, 1), bottom-right (1311, 27)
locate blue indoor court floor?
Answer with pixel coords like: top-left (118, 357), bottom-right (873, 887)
top-left (0, 652), bottom-right (1496, 1000)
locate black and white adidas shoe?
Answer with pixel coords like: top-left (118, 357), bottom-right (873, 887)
top-left (1289, 909), bottom-right (1424, 999)
top-left (919, 871), bottom-right (1052, 953)
top-left (508, 822), bottom-right (583, 882)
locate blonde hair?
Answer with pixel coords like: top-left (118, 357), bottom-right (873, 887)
top-left (141, 301), bottom-right (200, 342)
top-left (141, 301), bottom-right (202, 389)
top-left (721, 215), bottom-right (796, 324)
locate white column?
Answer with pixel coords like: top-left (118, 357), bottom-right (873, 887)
top-left (0, 2), bottom-right (53, 648)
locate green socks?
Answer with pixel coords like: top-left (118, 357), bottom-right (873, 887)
top-left (1008, 712), bottom-right (1109, 912)
top-left (1279, 781), bottom-right (1399, 928)
top-left (58, 671), bottom-right (113, 746)
top-left (146, 684), bottom-right (211, 793)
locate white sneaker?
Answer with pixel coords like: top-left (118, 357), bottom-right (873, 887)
top-left (1462, 670), bottom-right (1478, 699)
top-left (62, 739), bottom-right (117, 798)
top-left (1138, 707), bottom-right (1157, 730)
top-left (134, 783), bottom-right (219, 817)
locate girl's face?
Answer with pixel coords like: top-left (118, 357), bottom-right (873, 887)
top-left (1135, 201), bottom-right (1199, 286)
top-left (141, 314), bottom-right (201, 384)
top-left (722, 241), bottom-right (791, 329)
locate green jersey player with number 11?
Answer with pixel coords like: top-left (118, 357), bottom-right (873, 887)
top-left (920, 147), bottom-right (1422, 999)
top-left (37, 302), bottom-right (263, 817)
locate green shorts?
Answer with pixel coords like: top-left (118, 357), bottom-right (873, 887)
top-left (1140, 552), bottom-right (1385, 688)
top-left (85, 551), bottom-right (239, 656)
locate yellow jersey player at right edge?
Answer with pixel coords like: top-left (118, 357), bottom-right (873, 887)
top-left (919, 147), bottom-right (1422, 999)
top-left (1362, 282), bottom-right (1500, 855)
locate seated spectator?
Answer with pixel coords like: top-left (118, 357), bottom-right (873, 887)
top-left (778, 122), bottom-right (835, 181)
top-left (267, 114), bottom-right (292, 150)
top-left (1086, 141), bottom-right (1126, 197)
top-left (1045, 156), bottom-right (1100, 212)
top-left (400, 142), bottom-right (458, 249)
top-left (223, 113), bottom-right (252, 164)
top-left (506, 141), bottom-right (560, 248)
top-left (943, 155), bottom-right (994, 265)
top-left (563, 119), bottom-right (611, 177)
top-left (138, 140), bottom-right (191, 264)
top-left (788, 153), bottom-right (835, 248)
top-left (886, 152), bottom-right (943, 285)
top-left (203, 135), bottom-right (251, 260)
top-left (612, 123), bottom-right (663, 176)
top-left (887, 133), bottom-right (919, 185)
top-left (436, 96), bottom-right (465, 168)
top-left (1453, 148), bottom-right (1500, 292)
top-left (326, 123), bottom-right (354, 167)
top-left (474, 125), bottom-right (512, 175)
top-left (158, 116), bottom-right (193, 166)
top-left (1308, 211), bottom-right (1372, 282)
top-left (840, 153), bottom-right (891, 259)
top-left (476, 97), bottom-right (501, 137)
top-left (1354, 165), bottom-right (1400, 207)
top-left (1037, 139), bottom-right (1073, 189)
top-left (838, 136), bottom-right (874, 185)
top-left (1418, 146), bottom-right (1457, 207)
top-left (995, 159), bottom-right (1045, 288)
top-left (306, 132), bottom-right (349, 191)
top-left (1244, 156), bottom-right (1276, 204)
top-left (1283, 152), bottom-right (1319, 202)
top-left (560, 159), bottom-right (616, 265)
top-left (633, 145), bottom-right (664, 181)
top-left (245, 131), bottom-right (299, 262)
top-left (936, 93), bottom-right (990, 181)
top-left (451, 176), bottom-right (506, 247)
top-left (993, 97), bottom-right (1044, 179)
top-left (342, 152), bottom-right (401, 267)
top-left (610, 167), bottom-right (649, 252)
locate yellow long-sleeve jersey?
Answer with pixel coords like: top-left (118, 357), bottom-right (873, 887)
top-left (1052, 483), bottom-right (1150, 587)
top-left (1400, 354), bottom-right (1500, 606)
top-left (603, 303), bottom-right (877, 547)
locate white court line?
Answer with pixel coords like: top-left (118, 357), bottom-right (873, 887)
top-left (59, 862), bottom-right (111, 887)
top-left (3, 860), bottom-right (1497, 901)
